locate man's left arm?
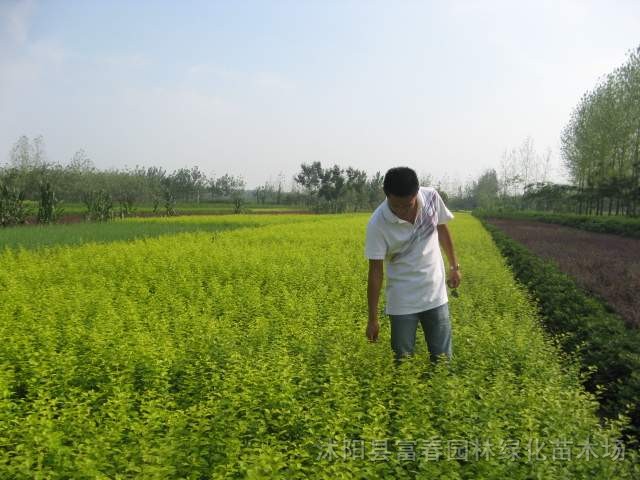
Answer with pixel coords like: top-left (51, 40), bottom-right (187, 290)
top-left (437, 224), bottom-right (461, 288)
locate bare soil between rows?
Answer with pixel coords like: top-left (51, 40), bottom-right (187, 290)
top-left (486, 218), bottom-right (640, 329)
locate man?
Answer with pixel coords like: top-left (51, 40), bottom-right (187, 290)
top-left (364, 166), bottom-right (461, 364)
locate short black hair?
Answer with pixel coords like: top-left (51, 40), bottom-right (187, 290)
top-left (383, 167), bottom-right (419, 197)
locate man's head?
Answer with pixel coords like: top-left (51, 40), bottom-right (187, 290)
top-left (383, 167), bottom-right (419, 218)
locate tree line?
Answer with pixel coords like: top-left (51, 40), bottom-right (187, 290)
top-left (0, 135), bottom-right (393, 226)
top-left (444, 45), bottom-right (640, 216)
top-left (560, 45), bottom-right (640, 216)
top-left (6, 39), bottom-right (640, 228)
top-left (443, 136), bottom-right (555, 211)
top-left (449, 40), bottom-right (640, 217)
top-left (0, 132), bottom-right (565, 226)
top-left (0, 136), bottom-right (254, 225)
top-left (293, 162), bottom-right (386, 213)
top-left (5, 136), bottom-right (249, 204)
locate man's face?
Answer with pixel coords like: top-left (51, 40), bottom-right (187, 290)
top-left (387, 192), bottom-right (418, 218)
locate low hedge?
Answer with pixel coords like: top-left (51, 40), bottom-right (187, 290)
top-left (479, 217), bottom-right (640, 442)
top-left (474, 209), bottom-right (640, 238)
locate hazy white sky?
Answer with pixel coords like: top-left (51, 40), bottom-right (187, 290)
top-left (1, 0), bottom-right (639, 189)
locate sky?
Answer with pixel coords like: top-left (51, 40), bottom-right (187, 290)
top-left (1, 0), bottom-right (639, 190)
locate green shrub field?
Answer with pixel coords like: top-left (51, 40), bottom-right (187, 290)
top-left (0, 214), bottom-right (638, 478)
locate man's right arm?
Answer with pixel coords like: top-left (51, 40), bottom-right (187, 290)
top-left (366, 259), bottom-right (384, 341)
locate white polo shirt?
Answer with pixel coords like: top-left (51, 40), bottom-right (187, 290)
top-left (364, 186), bottom-right (454, 315)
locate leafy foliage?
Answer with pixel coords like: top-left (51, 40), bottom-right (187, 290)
top-left (83, 190), bottom-right (114, 222)
top-left (36, 182), bottom-right (64, 224)
top-left (561, 45), bottom-right (640, 216)
top-left (295, 162), bottom-right (385, 213)
top-left (0, 214), bottom-right (637, 477)
top-left (0, 183), bottom-right (31, 227)
top-left (162, 188), bottom-right (177, 216)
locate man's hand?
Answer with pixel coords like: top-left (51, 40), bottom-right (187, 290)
top-left (447, 269), bottom-right (462, 289)
top-left (366, 319), bottom-right (380, 342)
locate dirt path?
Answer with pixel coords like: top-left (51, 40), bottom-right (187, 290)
top-left (486, 218), bottom-right (640, 328)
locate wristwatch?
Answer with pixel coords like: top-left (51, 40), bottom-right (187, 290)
top-left (450, 263), bottom-right (461, 272)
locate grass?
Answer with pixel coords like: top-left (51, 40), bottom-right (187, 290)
top-left (0, 214), bottom-right (313, 251)
top-left (21, 200), bottom-right (307, 215)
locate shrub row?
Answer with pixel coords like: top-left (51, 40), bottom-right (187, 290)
top-left (474, 209), bottom-right (640, 238)
top-left (479, 217), bottom-right (640, 442)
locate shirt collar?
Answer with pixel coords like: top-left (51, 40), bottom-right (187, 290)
top-left (382, 188), bottom-right (423, 224)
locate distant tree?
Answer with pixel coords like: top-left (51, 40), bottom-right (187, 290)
top-left (499, 147), bottom-right (520, 198)
top-left (294, 162), bottom-right (323, 196)
top-left (522, 182), bottom-right (579, 212)
top-left (518, 136), bottom-right (536, 193)
top-left (473, 169), bottom-right (500, 209)
top-left (561, 44), bottom-right (640, 215)
top-left (188, 166), bottom-right (207, 203)
top-left (8, 135), bottom-right (46, 169)
top-left (255, 178), bottom-right (277, 204)
top-left (37, 181), bottom-right (64, 224)
top-left (168, 168), bottom-right (193, 201)
top-left (207, 173), bottom-right (246, 212)
top-left (83, 190), bottom-right (114, 222)
top-left (275, 171), bottom-right (285, 204)
top-left (367, 171), bottom-right (385, 208)
top-left (319, 165), bottom-right (345, 201)
top-left (345, 167), bottom-right (368, 211)
top-left (210, 174), bottom-right (245, 199)
top-left (0, 182), bottom-right (31, 227)
top-left (419, 173), bottom-right (434, 187)
top-left (67, 149), bottom-right (95, 172)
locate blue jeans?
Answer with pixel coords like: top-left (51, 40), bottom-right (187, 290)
top-left (389, 302), bottom-right (453, 364)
